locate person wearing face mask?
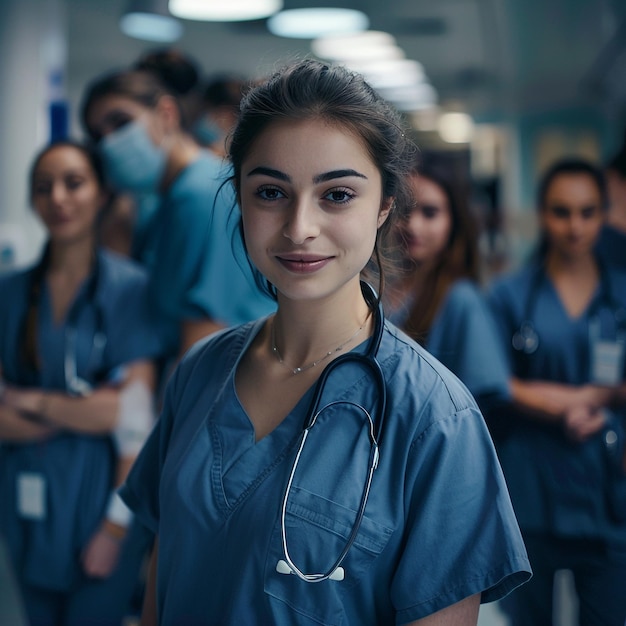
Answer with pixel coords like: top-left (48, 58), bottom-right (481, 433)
top-left (80, 69), bottom-right (276, 364)
top-left (193, 74), bottom-right (248, 157)
top-left (385, 161), bottom-right (510, 423)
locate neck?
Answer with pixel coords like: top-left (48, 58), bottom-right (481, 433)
top-left (48, 234), bottom-right (96, 280)
top-left (272, 281), bottom-right (373, 370)
top-left (161, 133), bottom-right (201, 191)
top-left (545, 249), bottom-right (597, 278)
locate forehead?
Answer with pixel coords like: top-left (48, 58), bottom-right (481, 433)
top-left (242, 117), bottom-right (378, 174)
top-left (86, 94), bottom-right (148, 128)
top-left (34, 146), bottom-right (93, 175)
top-left (545, 172), bottom-right (600, 201)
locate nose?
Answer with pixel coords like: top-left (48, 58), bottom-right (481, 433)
top-left (568, 214), bottom-right (585, 236)
top-left (407, 210), bottom-right (425, 234)
top-left (282, 198), bottom-right (320, 245)
top-left (50, 181), bottom-right (68, 206)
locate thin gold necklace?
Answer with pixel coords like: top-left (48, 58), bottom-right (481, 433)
top-left (271, 319), bottom-right (365, 375)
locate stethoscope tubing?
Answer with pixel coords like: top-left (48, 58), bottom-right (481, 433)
top-left (512, 261), bottom-right (626, 355)
top-left (278, 281), bottom-right (387, 583)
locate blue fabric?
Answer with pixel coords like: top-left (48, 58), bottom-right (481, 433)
top-left (0, 249), bottom-right (163, 592)
top-left (122, 319), bottom-right (531, 625)
top-left (487, 263), bottom-right (626, 543)
top-left (427, 280), bottom-right (511, 407)
top-left (144, 151), bottom-right (276, 355)
top-left (596, 224), bottom-right (626, 270)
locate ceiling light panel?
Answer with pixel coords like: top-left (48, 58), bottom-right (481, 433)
top-left (169, 0), bottom-right (282, 21)
top-left (267, 8), bottom-right (369, 39)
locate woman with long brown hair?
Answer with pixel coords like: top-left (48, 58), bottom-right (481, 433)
top-left (0, 141), bottom-right (162, 625)
top-left (386, 160), bottom-right (510, 418)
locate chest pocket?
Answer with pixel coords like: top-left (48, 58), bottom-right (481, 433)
top-left (263, 486), bottom-right (394, 625)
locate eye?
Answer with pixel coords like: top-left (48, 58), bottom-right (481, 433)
top-left (33, 181), bottom-right (52, 195)
top-left (581, 205), bottom-right (598, 219)
top-left (420, 204), bottom-right (440, 219)
top-left (66, 177), bottom-right (85, 191)
top-left (323, 187), bottom-right (355, 205)
top-left (256, 185), bottom-right (285, 201)
top-left (549, 205), bottom-right (570, 218)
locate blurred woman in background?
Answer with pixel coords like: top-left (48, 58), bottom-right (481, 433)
top-left (386, 160), bottom-right (510, 422)
top-left (488, 158), bottom-right (626, 626)
top-left (0, 141), bottom-right (161, 625)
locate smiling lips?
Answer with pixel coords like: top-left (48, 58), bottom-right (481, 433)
top-left (276, 253), bottom-right (333, 273)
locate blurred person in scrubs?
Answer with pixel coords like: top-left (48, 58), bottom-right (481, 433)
top-left (488, 158), bottom-right (626, 626)
top-left (81, 69), bottom-right (275, 364)
top-left (597, 147), bottom-right (626, 269)
top-left (0, 141), bottom-right (162, 625)
top-left (120, 59), bottom-right (531, 626)
top-left (385, 160), bottom-right (510, 424)
top-left (193, 73), bottom-right (248, 158)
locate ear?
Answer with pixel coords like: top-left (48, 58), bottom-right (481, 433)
top-left (154, 95), bottom-right (181, 133)
top-left (378, 197), bottom-right (395, 228)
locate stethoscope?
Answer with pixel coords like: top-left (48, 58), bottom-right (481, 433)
top-left (25, 249), bottom-right (107, 397)
top-left (63, 259), bottom-right (107, 397)
top-left (276, 281), bottom-right (387, 583)
top-left (512, 261), bottom-right (626, 355)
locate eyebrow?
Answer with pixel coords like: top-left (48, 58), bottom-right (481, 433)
top-left (246, 166), bottom-right (368, 183)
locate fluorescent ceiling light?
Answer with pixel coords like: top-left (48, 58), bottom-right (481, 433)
top-left (267, 8), bottom-right (369, 38)
top-left (312, 31), bottom-right (402, 61)
top-left (169, 0), bottom-right (282, 21)
top-left (378, 83), bottom-right (438, 111)
top-left (438, 112), bottom-right (475, 143)
top-left (121, 0), bottom-right (183, 42)
top-left (345, 59), bottom-right (425, 89)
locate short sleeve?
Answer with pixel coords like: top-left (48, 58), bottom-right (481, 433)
top-left (100, 257), bottom-right (165, 371)
top-left (429, 281), bottom-right (511, 407)
top-left (391, 406), bottom-right (531, 622)
top-left (486, 279), bottom-right (519, 372)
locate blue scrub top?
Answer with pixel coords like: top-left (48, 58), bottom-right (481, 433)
top-left (122, 318), bottom-right (531, 625)
top-left (145, 151), bottom-right (276, 355)
top-left (597, 224), bottom-right (626, 269)
top-left (0, 249), bottom-right (164, 591)
top-left (488, 262), bottom-right (626, 542)
top-left (388, 279), bottom-right (511, 415)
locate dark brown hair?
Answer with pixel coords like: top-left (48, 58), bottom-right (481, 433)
top-left (21, 141), bottom-right (105, 372)
top-left (80, 68), bottom-right (181, 140)
top-left (227, 59), bottom-right (416, 300)
top-left (401, 161), bottom-right (480, 345)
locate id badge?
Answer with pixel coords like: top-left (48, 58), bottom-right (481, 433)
top-left (591, 340), bottom-right (625, 385)
top-left (16, 472), bottom-right (47, 520)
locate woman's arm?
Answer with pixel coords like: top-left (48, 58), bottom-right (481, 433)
top-left (1, 360), bottom-right (155, 434)
top-left (406, 593), bottom-right (480, 625)
top-left (510, 378), bottom-right (608, 441)
top-left (81, 456), bottom-right (138, 578)
top-left (0, 404), bottom-right (57, 441)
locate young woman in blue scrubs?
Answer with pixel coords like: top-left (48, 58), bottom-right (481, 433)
top-left (488, 158), bottom-right (626, 625)
top-left (386, 161), bottom-right (510, 421)
top-left (80, 69), bottom-right (275, 361)
top-left (0, 141), bottom-right (162, 625)
top-left (121, 60), bottom-right (531, 625)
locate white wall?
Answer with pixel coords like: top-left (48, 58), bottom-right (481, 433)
top-left (0, 0), bottom-right (68, 271)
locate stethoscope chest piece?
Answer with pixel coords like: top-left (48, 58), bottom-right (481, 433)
top-left (512, 321), bottom-right (539, 354)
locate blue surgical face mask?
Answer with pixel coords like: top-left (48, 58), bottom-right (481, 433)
top-left (194, 116), bottom-right (222, 146)
top-left (100, 119), bottom-right (167, 193)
